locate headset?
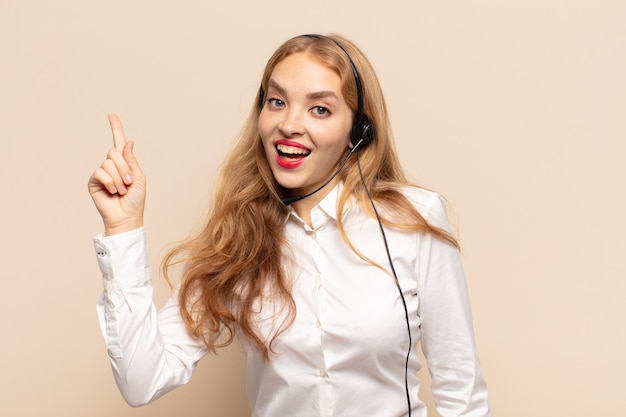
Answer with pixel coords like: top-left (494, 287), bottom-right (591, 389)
top-left (260, 34), bottom-right (414, 416)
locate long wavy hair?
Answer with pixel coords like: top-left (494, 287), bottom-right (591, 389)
top-left (162, 34), bottom-right (458, 360)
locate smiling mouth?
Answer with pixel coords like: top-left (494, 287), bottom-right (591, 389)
top-left (276, 143), bottom-right (311, 160)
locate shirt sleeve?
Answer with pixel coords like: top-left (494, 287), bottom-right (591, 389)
top-left (417, 194), bottom-right (491, 417)
top-left (93, 227), bottom-right (208, 407)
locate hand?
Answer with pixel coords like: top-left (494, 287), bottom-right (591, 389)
top-left (88, 114), bottom-right (146, 236)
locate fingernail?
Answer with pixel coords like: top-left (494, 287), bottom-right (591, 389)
top-left (125, 174), bottom-right (133, 184)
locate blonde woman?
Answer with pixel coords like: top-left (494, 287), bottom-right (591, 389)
top-left (88, 34), bottom-right (490, 417)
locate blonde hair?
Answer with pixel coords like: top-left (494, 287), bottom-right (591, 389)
top-left (163, 34), bottom-right (458, 360)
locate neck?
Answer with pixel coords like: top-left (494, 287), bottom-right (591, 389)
top-left (290, 177), bottom-right (340, 227)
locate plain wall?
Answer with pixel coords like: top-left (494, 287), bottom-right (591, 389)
top-left (2, 0), bottom-right (625, 416)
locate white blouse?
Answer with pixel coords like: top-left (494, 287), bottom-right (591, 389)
top-left (94, 185), bottom-right (490, 417)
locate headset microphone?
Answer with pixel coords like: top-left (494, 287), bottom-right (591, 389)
top-left (281, 138), bottom-right (364, 206)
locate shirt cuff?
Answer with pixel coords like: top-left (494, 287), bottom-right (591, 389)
top-left (93, 227), bottom-right (150, 289)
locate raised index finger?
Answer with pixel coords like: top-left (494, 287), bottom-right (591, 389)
top-left (108, 113), bottom-right (127, 150)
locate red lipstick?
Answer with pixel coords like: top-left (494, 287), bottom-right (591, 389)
top-left (275, 140), bottom-right (310, 169)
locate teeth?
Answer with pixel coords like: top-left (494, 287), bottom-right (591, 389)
top-left (276, 144), bottom-right (310, 155)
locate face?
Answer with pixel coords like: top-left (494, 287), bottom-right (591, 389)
top-left (258, 52), bottom-right (353, 199)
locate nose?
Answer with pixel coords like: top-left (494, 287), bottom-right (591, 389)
top-left (278, 109), bottom-right (305, 137)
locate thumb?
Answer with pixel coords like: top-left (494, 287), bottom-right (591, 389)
top-left (123, 140), bottom-right (143, 178)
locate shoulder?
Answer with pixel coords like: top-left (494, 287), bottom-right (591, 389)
top-left (397, 185), bottom-right (450, 230)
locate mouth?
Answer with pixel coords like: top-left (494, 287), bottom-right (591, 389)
top-left (276, 143), bottom-right (311, 158)
top-left (275, 140), bottom-right (311, 168)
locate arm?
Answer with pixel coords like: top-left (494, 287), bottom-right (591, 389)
top-left (88, 115), bottom-right (207, 406)
top-left (418, 195), bottom-right (491, 417)
top-left (94, 228), bottom-right (207, 406)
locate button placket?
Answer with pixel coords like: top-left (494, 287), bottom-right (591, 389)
top-left (306, 220), bottom-right (331, 387)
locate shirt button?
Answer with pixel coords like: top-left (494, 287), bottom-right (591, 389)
top-left (314, 320), bottom-right (321, 328)
top-left (319, 370), bottom-right (328, 378)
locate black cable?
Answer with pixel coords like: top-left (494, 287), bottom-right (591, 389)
top-left (281, 140), bottom-right (363, 206)
top-left (357, 149), bottom-right (413, 417)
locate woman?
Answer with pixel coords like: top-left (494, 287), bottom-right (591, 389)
top-left (88, 34), bottom-right (490, 417)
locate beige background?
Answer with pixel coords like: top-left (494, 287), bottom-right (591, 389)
top-left (2, 0), bottom-right (625, 416)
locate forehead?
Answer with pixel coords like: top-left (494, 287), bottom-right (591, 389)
top-left (269, 53), bottom-right (343, 94)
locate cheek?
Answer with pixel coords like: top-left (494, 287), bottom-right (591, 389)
top-left (310, 120), bottom-right (351, 146)
top-left (317, 130), bottom-right (351, 153)
top-left (257, 114), bottom-right (271, 147)
top-left (334, 118), bottom-right (354, 149)
top-left (257, 114), bottom-right (265, 136)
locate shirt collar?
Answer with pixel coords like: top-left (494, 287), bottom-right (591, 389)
top-left (284, 183), bottom-right (353, 224)
top-left (319, 183), bottom-right (341, 220)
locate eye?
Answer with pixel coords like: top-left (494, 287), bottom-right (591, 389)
top-left (266, 98), bottom-right (285, 109)
top-left (312, 106), bottom-right (330, 117)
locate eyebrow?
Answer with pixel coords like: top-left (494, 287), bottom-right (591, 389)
top-left (267, 79), bottom-right (339, 101)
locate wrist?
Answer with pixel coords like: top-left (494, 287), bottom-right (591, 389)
top-left (104, 219), bottom-right (144, 236)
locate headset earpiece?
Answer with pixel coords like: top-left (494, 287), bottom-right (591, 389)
top-left (351, 112), bottom-right (374, 148)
